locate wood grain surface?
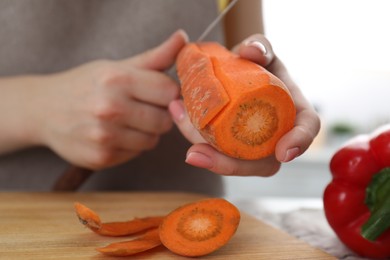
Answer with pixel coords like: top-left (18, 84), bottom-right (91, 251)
top-left (0, 192), bottom-right (335, 259)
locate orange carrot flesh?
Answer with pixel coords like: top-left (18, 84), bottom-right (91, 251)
top-left (159, 198), bottom-right (241, 257)
top-left (96, 216), bottom-right (164, 236)
top-left (176, 44), bottom-right (230, 129)
top-left (74, 202), bottom-right (102, 232)
top-left (97, 228), bottom-right (162, 256)
top-left (177, 42), bottom-right (296, 160)
top-left (74, 202), bottom-right (164, 236)
top-left (206, 57), bottom-right (296, 159)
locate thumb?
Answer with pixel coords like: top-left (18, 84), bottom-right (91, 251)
top-left (235, 34), bottom-right (275, 67)
top-left (169, 99), bottom-right (205, 144)
top-left (125, 29), bottom-right (188, 71)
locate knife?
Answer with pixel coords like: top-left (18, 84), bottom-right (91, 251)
top-left (197, 0), bottom-right (239, 42)
top-left (52, 0), bottom-right (239, 191)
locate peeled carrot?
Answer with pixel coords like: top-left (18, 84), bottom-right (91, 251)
top-left (74, 202), bottom-right (164, 236)
top-left (159, 198), bottom-right (241, 257)
top-left (97, 228), bottom-right (162, 256)
top-left (176, 42), bottom-right (296, 160)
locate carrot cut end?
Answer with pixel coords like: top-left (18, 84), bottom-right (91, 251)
top-left (176, 42), bottom-right (296, 160)
top-left (159, 198), bottom-right (240, 257)
top-left (74, 202), bottom-right (164, 237)
top-left (203, 85), bottom-right (296, 160)
top-left (74, 202), bottom-right (102, 231)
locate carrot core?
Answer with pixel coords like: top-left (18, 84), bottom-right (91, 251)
top-left (178, 208), bottom-right (223, 241)
top-left (233, 98), bottom-right (278, 146)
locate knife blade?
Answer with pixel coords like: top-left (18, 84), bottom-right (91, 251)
top-left (197, 0), bottom-right (239, 42)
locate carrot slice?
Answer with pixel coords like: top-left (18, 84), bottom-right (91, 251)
top-left (177, 42), bottom-right (296, 160)
top-left (159, 198), bottom-right (241, 257)
top-left (74, 202), bottom-right (164, 236)
top-left (96, 228), bottom-right (162, 256)
top-left (74, 202), bottom-right (102, 231)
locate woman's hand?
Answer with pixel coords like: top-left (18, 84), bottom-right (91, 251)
top-left (169, 34), bottom-right (320, 177)
top-left (0, 30), bottom-right (188, 170)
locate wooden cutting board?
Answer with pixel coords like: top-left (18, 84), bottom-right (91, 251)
top-left (0, 192), bottom-right (335, 259)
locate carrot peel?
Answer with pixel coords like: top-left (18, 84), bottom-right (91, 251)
top-left (95, 216), bottom-right (164, 236)
top-left (74, 202), bottom-right (163, 236)
top-left (176, 43), bottom-right (230, 130)
top-left (74, 202), bottom-right (102, 231)
top-left (96, 228), bottom-right (162, 256)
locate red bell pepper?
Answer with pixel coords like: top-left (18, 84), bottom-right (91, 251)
top-left (324, 124), bottom-right (390, 258)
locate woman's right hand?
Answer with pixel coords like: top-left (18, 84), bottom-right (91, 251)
top-left (1, 30), bottom-right (187, 170)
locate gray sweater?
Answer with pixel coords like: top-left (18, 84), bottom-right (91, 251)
top-left (0, 0), bottom-right (225, 195)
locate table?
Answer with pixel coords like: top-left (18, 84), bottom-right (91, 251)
top-left (229, 197), bottom-right (372, 260)
top-left (0, 192), bottom-right (334, 259)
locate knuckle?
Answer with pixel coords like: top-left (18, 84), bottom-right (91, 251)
top-left (131, 106), bottom-right (146, 120)
top-left (134, 108), bottom-right (173, 134)
top-left (92, 99), bottom-right (123, 121)
top-left (162, 119), bottom-right (174, 133)
top-left (89, 127), bottom-right (115, 145)
top-left (158, 77), bottom-right (180, 102)
top-left (167, 84), bottom-right (180, 100)
top-left (88, 148), bottom-right (116, 169)
top-left (96, 64), bottom-right (134, 89)
top-left (296, 125), bottom-right (315, 144)
top-left (156, 114), bottom-right (174, 133)
top-left (229, 166), bottom-right (241, 176)
top-left (220, 159), bottom-right (281, 177)
top-left (221, 163), bottom-right (241, 176)
top-left (300, 109), bottom-right (322, 140)
top-left (312, 113), bottom-right (322, 136)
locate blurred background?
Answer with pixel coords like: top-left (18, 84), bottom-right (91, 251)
top-left (224, 0), bottom-right (390, 199)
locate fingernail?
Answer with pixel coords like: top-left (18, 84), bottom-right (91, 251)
top-left (169, 101), bottom-right (185, 122)
top-left (244, 39), bottom-right (267, 55)
top-left (243, 39), bottom-right (273, 66)
top-left (283, 147), bottom-right (300, 162)
top-left (185, 152), bottom-right (214, 169)
top-left (177, 29), bottom-right (189, 43)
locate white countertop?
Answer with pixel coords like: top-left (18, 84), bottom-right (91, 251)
top-left (225, 197), bottom-right (376, 260)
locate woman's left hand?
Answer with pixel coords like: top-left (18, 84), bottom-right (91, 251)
top-left (169, 34), bottom-right (320, 177)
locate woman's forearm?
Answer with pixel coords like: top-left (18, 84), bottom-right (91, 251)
top-left (0, 75), bottom-right (45, 154)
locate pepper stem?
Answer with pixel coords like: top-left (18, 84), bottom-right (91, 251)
top-left (361, 167), bottom-right (390, 241)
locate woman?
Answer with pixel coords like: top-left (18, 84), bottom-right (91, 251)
top-left (0, 0), bottom-right (320, 195)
